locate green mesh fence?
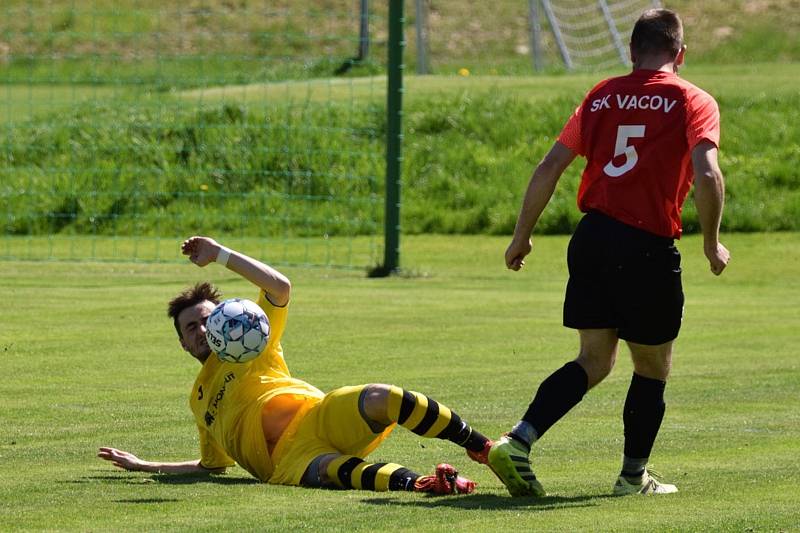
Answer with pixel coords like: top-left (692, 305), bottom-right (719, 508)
top-left (1, 1), bottom-right (390, 267)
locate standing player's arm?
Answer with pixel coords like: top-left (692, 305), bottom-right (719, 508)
top-left (691, 142), bottom-right (730, 276)
top-left (180, 236), bottom-right (291, 306)
top-left (97, 447), bottom-right (225, 475)
top-left (506, 142), bottom-right (577, 270)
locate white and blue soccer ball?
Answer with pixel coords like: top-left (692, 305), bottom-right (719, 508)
top-left (205, 298), bottom-right (270, 363)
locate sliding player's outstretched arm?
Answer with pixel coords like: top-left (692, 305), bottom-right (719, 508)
top-left (97, 447), bottom-right (225, 475)
top-left (181, 236), bottom-right (291, 306)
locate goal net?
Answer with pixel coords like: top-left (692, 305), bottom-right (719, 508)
top-left (536, 0), bottom-right (662, 70)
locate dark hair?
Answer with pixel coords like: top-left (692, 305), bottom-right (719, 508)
top-left (167, 282), bottom-right (222, 338)
top-left (631, 8), bottom-right (683, 59)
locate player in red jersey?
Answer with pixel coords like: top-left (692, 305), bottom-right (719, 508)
top-left (478, 9), bottom-right (730, 497)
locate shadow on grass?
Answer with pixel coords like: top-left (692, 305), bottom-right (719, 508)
top-left (361, 492), bottom-right (616, 511)
top-left (114, 498), bottom-right (182, 504)
top-left (151, 473), bottom-right (260, 485)
top-left (66, 471), bottom-right (259, 486)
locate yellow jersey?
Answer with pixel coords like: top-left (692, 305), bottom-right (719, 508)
top-left (188, 290), bottom-right (324, 481)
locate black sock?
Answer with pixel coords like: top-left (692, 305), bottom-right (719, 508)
top-left (443, 417), bottom-right (491, 453)
top-left (521, 361), bottom-right (589, 438)
top-left (621, 456), bottom-right (648, 479)
top-left (622, 372), bottom-right (666, 472)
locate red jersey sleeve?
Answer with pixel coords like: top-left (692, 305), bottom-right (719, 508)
top-left (557, 104), bottom-right (584, 155)
top-left (686, 90), bottom-right (720, 149)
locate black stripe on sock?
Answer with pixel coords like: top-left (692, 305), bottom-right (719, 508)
top-left (336, 457), bottom-right (364, 489)
top-left (411, 397), bottom-right (440, 436)
top-left (388, 467), bottom-right (419, 492)
top-left (437, 414), bottom-right (490, 452)
top-left (360, 463), bottom-right (384, 491)
top-left (436, 412), bottom-right (463, 440)
top-left (398, 390), bottom-right (417, 424)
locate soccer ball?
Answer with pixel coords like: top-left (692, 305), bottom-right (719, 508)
top-left (205, 298), bottom-right (270, 363)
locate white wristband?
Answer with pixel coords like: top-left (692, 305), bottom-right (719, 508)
top-left (216, 246), bottom-right (231, 266)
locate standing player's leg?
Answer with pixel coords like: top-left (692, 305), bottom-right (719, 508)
top-left (517, 329), bottom-right (618, 438)
top-left (483, 212), bottom-right (621, 497)
top-left (613, 340), bottom-right (678, 495)
top-left (488, 328), bottom-right (618, 496)
top-left (612, 235), bottom-right (682, 495)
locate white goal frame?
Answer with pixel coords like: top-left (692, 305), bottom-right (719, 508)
top-left (531, 0), bottom-right (662, 70)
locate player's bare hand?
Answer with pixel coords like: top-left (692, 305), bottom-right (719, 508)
top-left (505, 237), bottom-right (532, 271)
top-left (97, 447), bottom-right (146, 471)
top-left (704, 241), bottom-right (730, 276)
top-left (181, 236), bottom-right (221, 267)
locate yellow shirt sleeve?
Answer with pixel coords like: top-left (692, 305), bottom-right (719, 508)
top-left (253, 289), bottom-right (291, 377)
top-left (197, 423), bottom-right (235, 469)
top-left (256, 289), bottom-right (289, 348)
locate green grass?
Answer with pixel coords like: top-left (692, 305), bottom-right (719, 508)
top-left (3, 1), bottom-right (800, 253)
top-left (0, 85), bottom-right (124, 123)
top-left (0, 0), bottom-right (385, 87)
top-left (0, 234), bottom-right (383, 269)
top-left (1, 232), bottom-right (799, 530)
top-left (3, 64), bottom-right (800, 242)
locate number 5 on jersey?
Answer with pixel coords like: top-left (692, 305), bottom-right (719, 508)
top-left (604, 125), bottom-right (646, 177)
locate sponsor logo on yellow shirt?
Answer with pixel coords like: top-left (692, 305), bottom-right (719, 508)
top-left (204, 372), bottom-right (236, 427)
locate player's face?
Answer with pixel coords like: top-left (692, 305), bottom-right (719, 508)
top-left (177, 300), bottom-right (216, 363)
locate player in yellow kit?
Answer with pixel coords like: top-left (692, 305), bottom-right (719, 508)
top-left (98, 236), bottom-right (499, 495)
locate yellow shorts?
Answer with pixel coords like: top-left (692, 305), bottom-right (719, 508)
top-left (269, 385), bottom-right (395, 486)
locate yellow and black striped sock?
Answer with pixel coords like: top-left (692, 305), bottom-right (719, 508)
top-left (386, 385), bottom-right (489, 453)
top-left (325, 455), bottom-right (419, 492)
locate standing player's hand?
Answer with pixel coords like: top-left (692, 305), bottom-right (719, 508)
top-left (181, 236), bottom-right (221, 267)
top-left (704, 241), bottom-right (730, 275)
top-left (97, 447), bottom-right (146, 472)
top-left (505, 237), bottom-right (532, 271)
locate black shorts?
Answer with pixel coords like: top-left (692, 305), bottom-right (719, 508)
top-left (563, 211), bottom-right (684, 345)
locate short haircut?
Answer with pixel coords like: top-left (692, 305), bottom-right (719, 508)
top-left (167, 282), bottom-right (222, 338)
top-left (631, 8), bottom-right (683, 59)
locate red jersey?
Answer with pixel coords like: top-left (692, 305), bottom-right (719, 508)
top-left (558, 69), bottom-right (720, 238)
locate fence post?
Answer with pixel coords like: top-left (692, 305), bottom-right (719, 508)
top-left (375, 0), bottom-right (404, 276)
top-left (358, 0), bottom-right (370, 61)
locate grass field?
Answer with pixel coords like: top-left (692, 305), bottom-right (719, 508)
top-left (2, 1), bottom-right (799, 529)
top-left (1, 232), bottom-right (799, 531)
